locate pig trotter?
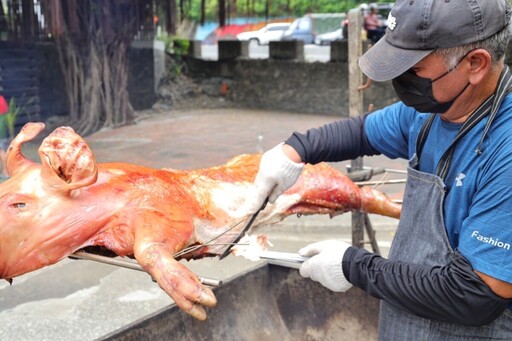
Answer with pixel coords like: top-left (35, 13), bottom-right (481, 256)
top-left (156, 260), bottom-right (216, 320)
top-left (136, 242), bottom-right (217, 320)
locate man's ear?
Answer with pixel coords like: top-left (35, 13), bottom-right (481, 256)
top-left (467, 49), bottom-right (492, 85)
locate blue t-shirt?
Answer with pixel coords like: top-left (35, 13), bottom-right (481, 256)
top-left (365, 97), bottom-right (512, 285)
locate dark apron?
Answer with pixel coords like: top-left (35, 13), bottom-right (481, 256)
top-left (378, 68), bottom-right (512, 340)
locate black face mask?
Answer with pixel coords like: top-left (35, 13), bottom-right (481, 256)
top-left (392, 56), bottom-right (471, 113)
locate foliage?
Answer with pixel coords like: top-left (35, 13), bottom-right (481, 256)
top-left (171, 38), bottom-right (191, 57)
top-left (183, 0), bottom-right (390, 21)
top-left (0, 97), bottom-right (21, 139)
top-left (160, 35), bottom-right (191, 56)
top-left (158, 35), bottom-right (190, 79)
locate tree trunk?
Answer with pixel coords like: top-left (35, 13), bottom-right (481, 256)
top-left (167, 0), bottom-right (177, 34)
top-left (219, 0), bottom-right (225, 27)
top-left (41, 0), bottom-right (142, 135)
top-left (200, 0), bottom-right (206, 25)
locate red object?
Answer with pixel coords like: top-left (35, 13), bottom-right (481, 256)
top-left (0, 96), bottom-right (8, 115)
top-left (219, 82), bottom-right (229, 96)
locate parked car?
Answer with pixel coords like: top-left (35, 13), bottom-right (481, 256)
top-left (236, 23), bottom-right (291, 45)
top-left (314, 27), bottom-right (344, 45)
top-left (281, 13), bottom-right (346, 44)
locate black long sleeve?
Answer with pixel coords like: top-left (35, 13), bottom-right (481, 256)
top-left (342, 247), bottom-right (511, 326)
top-left (285, 114), bottom-right (380, 164)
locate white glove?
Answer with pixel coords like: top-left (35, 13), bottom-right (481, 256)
top-left (249, 143), bottom-right (304, 212)
top-left (299, 240), bottom-right (353, 292)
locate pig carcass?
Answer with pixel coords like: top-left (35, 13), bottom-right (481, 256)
top-left (0, 123), bottom-right (401, 320)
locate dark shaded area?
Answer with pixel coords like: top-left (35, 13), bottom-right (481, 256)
top-left (128, 44), bottom-right (159, 110)
top-left (101, 264), bottom-right (380, 341)
top-left (0, 41), bottom-right (42, 127)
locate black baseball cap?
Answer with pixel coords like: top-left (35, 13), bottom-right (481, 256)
top-left (359, 0), bottom-right (512, 82)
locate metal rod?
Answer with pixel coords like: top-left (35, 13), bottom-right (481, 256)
top-left (69, 251), bottom-right (222, 287)
top-left (346, 165), bottom-right (407, 175)
top-left (259, 251), bottom-right (308, 264)
top-left (363, 213), bottom-right (381, 255)
top-left (378, 168), bottom-right (408, 174)
top-left (355, 179), bottom-right (408, 186)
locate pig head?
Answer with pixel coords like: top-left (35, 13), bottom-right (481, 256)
top-left (0, 122), bottom-right (100, 279)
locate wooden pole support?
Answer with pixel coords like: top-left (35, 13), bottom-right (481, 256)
top-left (347, 9), bottom-right (366, 249)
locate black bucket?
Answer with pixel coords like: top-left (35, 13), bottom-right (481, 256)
top-left (101, 264), bottom-right (380, 341)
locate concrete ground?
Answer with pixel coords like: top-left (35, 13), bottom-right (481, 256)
top-left (0, 108), bottom-right (407, 341)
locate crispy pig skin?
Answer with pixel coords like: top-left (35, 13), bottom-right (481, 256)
top-left (0, 122), bottom-right (401, 320)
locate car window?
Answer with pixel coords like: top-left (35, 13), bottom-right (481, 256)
top-left (268, 26), bottom-right (287, 32)
top-left (288, 19), bottom-right (303, 31)
top-left (297, 18), bottom-right (311, 31)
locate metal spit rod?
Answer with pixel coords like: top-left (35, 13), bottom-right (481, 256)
top-left (355, 179), bottom-right (408, 186)
top-left (345, 165), bottom-right (407, 174)
top-left (258, 251), bottom-right (308, 270)
top-left (69, 251), bottom-right (222, 287)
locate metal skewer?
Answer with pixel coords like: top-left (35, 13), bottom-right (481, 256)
top-left (346, 165), bottom-right (407, 175)
top-left (355, 179), bottom-right (407, 186)
top-left (69, 251), bottom-right (222, 287)
top-left (258, 251), bottom-right (309, 270)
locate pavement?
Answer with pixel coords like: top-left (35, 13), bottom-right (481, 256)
top-left (0, 107), bottom-right (407, 341)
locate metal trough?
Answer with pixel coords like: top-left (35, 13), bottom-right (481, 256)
top-left (100, 263), bottom-right (380, 341)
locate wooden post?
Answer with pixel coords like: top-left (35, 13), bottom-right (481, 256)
top-left (348, 9), bottom-right (365, 119)
top-left (348, 9), bottom-right (366, 249)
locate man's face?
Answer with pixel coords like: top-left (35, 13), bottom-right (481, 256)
top-left (410, 53), bottom-right (470, 109)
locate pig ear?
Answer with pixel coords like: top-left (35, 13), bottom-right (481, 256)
top-left (6, 122), bottom-right (45, 176)
top-left (38, 126), bottom-right (98, 191)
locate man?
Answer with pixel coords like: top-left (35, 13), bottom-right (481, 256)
top-left (249, 0), bottom-right (512, 339)
top-left (364, 4), bottom-right (384, 43)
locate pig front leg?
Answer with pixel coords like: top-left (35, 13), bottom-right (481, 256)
top-left (132, 210), bottom-right (217, 320)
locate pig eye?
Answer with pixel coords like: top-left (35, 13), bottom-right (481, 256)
top-left (10, 203), bottom-right (26, 209)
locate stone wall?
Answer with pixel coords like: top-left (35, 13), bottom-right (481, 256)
top-left (180, 39), bottom-right (512, 117)
top-left (183, 45), bottom-right (398, 116)
top-left (231, 59), bottom-right (397, 115)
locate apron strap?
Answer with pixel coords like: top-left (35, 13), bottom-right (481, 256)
top-left (414, 66), bottom-right (512, 181)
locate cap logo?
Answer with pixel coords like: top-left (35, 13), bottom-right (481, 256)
top-left (387, 13), bottom-right (397, 30)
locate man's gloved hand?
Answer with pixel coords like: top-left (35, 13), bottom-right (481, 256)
top-left (299, 240), bottom-right (353, 292)
top-left (249, 143), bottom-right (304, 213)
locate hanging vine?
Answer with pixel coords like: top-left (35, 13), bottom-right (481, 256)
top-left (39, 0), bottom-right (147, 135)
